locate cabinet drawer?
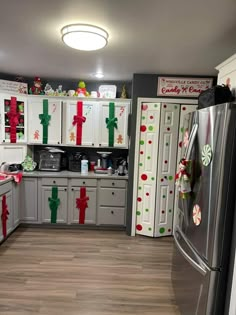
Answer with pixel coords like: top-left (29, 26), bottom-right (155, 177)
top-left (41, 178), bottom-right (68, 186)
top-left (97, 207), bottom-right (125, 225)
top-left (99, 188), bottom-right (126, 207)
top-left (0, 182), bottom-right (12, 195)
top-left (100, 179), bottom-right (126, 188)
top-left (70, 178), bottom-right (97, 187)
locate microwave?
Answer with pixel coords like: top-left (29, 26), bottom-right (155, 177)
top-left (38, 151), bottom-right (67, 171)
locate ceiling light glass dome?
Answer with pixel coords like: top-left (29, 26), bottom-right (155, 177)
top-left (61, 24), bottom-right (108, 51)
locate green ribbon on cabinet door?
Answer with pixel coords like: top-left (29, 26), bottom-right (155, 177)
top-left (39, 99), bottom-right (51, 144)
top-left (105, 102), bottom-right (117, 147)
top-left (48, 186), bottom-right (60, 223)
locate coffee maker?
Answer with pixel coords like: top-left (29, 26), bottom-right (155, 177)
top-left (116, 157), bottom-right (127, 176)
top-left (97, 152), bottom-right (112, 169)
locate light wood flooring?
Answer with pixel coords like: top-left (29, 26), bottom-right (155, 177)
top-left (0, 227), bottom-right (180, 315)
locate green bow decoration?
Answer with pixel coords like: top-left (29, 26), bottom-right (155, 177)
top-left (39, 113), bottom-right (51, 126)
top-left (105, 117), bottom-right (118, 129)
top-left (39, 100), bottom-right (51, 144)
top-left (48, 186), bottom-right (60, 223)
top-left (105, 102), bottom-right (118, 147)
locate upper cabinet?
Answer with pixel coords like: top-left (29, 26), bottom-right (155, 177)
top-left (28, 97), bottom-right (62, 145)
top-left (62, 99), bottom-right (98, 146)
top-left (98, 100), bottom-right (130, 148)
top-left (0, 93), bottom-right (27, 143)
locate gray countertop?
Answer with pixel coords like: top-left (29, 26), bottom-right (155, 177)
top-left (22, 170), bottom-right (128, 180)
top-left (0, 178), bottom-right (12, 186)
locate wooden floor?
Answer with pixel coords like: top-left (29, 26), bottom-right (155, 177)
top-left (0, 227), bottom-right (180, 315)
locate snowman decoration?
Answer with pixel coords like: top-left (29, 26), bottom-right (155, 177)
top-left (175, 158), bottom-right (191, 197)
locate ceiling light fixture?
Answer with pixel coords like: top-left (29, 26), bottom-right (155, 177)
top-left (61, 24), bottom-right (108, 51)
top-left (94, 72), bottom-right (104, 79)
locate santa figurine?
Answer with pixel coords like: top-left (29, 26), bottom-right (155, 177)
top-left (29, 77), bottom-right (44, 95)
top-left (175, 158), bottom-right (191, 197)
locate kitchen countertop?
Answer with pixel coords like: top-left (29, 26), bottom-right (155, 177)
top-left (0, 178), bottom-right (12, 185)
top-left (22, 170), bottom-right (128, 180)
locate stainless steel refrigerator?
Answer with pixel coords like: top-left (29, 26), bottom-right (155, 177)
top-left (171, 102), bottom-right (236, 315)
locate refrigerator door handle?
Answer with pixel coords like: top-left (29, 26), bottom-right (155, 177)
top-left (174, 229), bottom-right (209, 276)
top-left (185, 123), bottom-right (198, 160)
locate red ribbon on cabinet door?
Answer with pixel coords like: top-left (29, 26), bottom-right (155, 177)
top-left (76, 187), bottom-right (89, 224)
top-left (72, 101), bottom-right (86, 145)
top-left (1, 195), bottom-right (9, 238)
top-left (6, 97), bottom-right (20, 143)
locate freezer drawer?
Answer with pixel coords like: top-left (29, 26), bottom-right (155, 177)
top-left (171, 228), bottom-right (220, 315)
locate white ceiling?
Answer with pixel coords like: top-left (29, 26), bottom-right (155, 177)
top-left (0, 0), bottom-right (236, 81)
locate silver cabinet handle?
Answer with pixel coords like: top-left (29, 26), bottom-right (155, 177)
top-left (185, 123), bottom-right (198, 160)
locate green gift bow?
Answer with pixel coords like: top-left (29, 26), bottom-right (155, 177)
top-left (105, 102), bottom-right (118, 147)
top-left (48, 186), bottom-right (60, 223)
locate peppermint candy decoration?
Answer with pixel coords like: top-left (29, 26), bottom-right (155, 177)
top-left (201, 144), bottom-right (212, 166)
top-left (193, 204), bottom-right (201, 226)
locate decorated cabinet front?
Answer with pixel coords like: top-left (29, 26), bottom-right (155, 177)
top-left (69, 185), bottom-right (97, 225)
top-left (0, 182), bottom-right (13, 242)
top-left (28, 97), bottom-right (62, 144)
top-left (41, 186), bottom-right (68, 223)
top-left (173, 104), bottom-right (197, 231)
top-left (0, 93), bottom-right (27, 143)
top-left (63, 100), bottom-right (98, 146)
top-left (134, 101), bottom-right (180, 237)
top-left (98, 100), bottom-right (130, 148)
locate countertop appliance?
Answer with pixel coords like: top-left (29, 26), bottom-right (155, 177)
top-left (171, 103), bottom-right (236, 315)
top-left (0, 163), bottom-right (23, 173)
top-left (96, 151), bottom-right (112, 169)
top-left (68, 152), bottom-right (86, 172)
top-left (38, 150), bottom-right (64, 171)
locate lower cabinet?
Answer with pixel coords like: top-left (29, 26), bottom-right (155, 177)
top-left (39, 177), bottom-right (68, 224)
top-left (41, 186), bottom-right (68, 223)
top-left (69, 179), bottom-right (97, 225)
top-left (97, 179), bottom-right (127, 226)
top-left (12, 181), bottom-right (20, 227)
top-left (0, 182), bottom-right (13, 241)
top-left (20, 177), bottom-right (38, 222)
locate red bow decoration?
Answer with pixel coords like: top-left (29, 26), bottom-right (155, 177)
top-left (72, 115), bottom-right (86, 126)
top-left (1, 195), bottom-right (9, 238)
top-left (76, 187), bottom-right (89, 224)
top-left (6, 111), bottom-right (20, 126)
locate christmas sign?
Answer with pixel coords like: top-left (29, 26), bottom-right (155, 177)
top-left (0, 79), bottom-right (28, 94)
top-left (157, 77), bottom-right (213, 97)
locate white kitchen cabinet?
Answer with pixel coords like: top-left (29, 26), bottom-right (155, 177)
top-left (98, 100), bottom-right (130, 148)
top-left (62, 99), bottom-right (98, 146)
top-left (41, 186), bottom-right (68, 223)
top-left (20, 177), bottom-right (38, 222)
top-left (216, 53), bottom-right (236, 97)
top-left (0, 144), bottom-right (27, 164)
top-left (0, 92), bottom-right (27, 143)
top-left (28, 97), bottom-right (62, 144)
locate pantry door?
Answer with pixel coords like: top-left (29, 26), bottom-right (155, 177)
top-left (135, 102), bottom-right (161, 237)
top-left (154, 103), bottom-right (180, 237)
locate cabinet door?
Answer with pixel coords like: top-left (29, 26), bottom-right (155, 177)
top-left (12, 182), bottom-right (20, 227)
top-left (0, 93), bottom-right (27, 143)
top-left (41, 186), bottom-right (68, 223)
top-left (98, 101), bottom-right (130, 148)
top-left (63, 100), bottom-right (98, 146)
top-left (20, 177), bottom-right (38, 222)
top-left (0, 144), bottom-right (27, 164)
top-left (69, 187), bottom-right (96, 224)
top-left (28, 97), bottom-right (62, 144)
top-left (6, 189), bottom-right (13, 235)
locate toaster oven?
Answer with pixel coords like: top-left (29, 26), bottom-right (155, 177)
top-left (38, 151), bottom-right (64, 171)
